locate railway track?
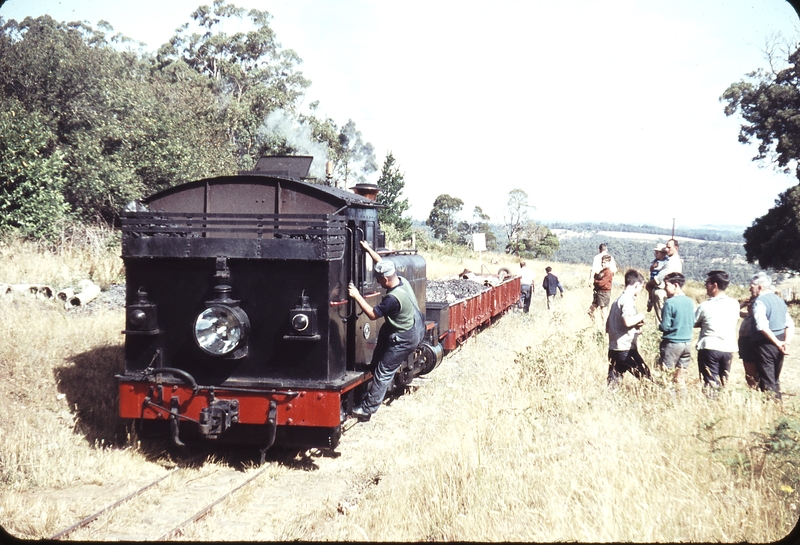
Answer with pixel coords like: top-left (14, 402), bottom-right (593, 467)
top-left (50, 464), bottom-right (271, 541)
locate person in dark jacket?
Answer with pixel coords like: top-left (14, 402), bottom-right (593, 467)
top-left (542, 266), bottom-right (564, 311)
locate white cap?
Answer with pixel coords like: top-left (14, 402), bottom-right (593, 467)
top-left (374, 260), bottom-right (396, 277)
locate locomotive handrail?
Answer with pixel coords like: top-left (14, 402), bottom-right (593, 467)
top-left (339, 226), bottom-right (356, 322)
top-left (122, 225), bottom-right (345, 235)
top-left (121, 212), bottom-right (346, 218)
top-left (121, 212), bottom-right (348, 237)
top-left (122, 211), bottom-right (349, 260)
top-left (353, 226), bottom-right (367, 319)
top-left (140, 366), bottom-right (301, 398)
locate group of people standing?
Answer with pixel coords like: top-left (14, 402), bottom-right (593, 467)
top-left (346, 236), bottom-right (794, 424)
top-left (595, 241), bottom-right (795, 399)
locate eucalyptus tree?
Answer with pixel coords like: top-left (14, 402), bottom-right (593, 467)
top-left (427, 194), bottom-right (464, 242)
top-left (0, 14), bottom-right (234, 226)
top-left (155, 0), bottom-right (311, 169)
top-left (500, 189), bottom-right (558, 257)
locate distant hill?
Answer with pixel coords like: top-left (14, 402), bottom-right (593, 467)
top-left (408, 219), bottom-right (763, 284)
top-left (544, 221), bottom-right (744, 243)
top-left (544, 221), bottom-right (758, 285)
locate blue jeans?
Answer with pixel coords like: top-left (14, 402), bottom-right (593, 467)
top-left (361, 311), bottom-right (425, 414)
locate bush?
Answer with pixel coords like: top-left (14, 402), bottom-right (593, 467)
top-left (0, 99), bottom-right (69, 240)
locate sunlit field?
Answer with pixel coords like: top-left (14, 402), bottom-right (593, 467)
top-left (0, 236), bottom-right (798, 541)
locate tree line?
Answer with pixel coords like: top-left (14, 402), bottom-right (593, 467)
top-left (546, 222), bottom-right (745, 244)
top-left (550, 233), bottom-right (761, 285)
top-left (421, 188), bottom-right (559, 259)
top-left (0, 1), bottom-right (398, 240)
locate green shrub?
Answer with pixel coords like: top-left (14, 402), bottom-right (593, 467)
top-left (0, 99), bottom-right (69, 240)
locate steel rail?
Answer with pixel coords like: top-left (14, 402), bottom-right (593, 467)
top-left (156, 466), bottom-right (270, 541)
top-left (49, 468), bottom-right (182, 540)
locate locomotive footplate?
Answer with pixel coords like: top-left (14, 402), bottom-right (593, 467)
top-left (118, 371), bottom-right (371, 435)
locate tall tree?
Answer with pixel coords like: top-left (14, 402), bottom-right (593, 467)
top-left (743, 184), bottom-right (800, 271)
top-left (499, 188), bottom-right (558, 257)
top-left (426, 194), bottom-right (464, 242)
top-left (721, 44), bottom-right (800, 180)
top-left (156, 0), bottom-right (311, 169)
top-left (376, 152), bottom-right (412, 237)
top-left (503, 188), bottom-right (534, 255)
top-left (722, 41), bottom-right (800, 271)
top-left (329, 120), bottom-right (378, 186)
top-left (0, 15), bottom-right (235, 224)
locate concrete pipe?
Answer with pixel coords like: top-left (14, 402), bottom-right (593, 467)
top-left (57, 288), bottom-right (75, 302)
top-left (66, 282), bottom-right (101, 309)
top-left (36, 285), bottom-right (55, 299)
top-left (10, 284), bottom-right (32, 294)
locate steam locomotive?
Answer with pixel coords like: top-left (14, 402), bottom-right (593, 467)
top-left (116, 156), bottom-right (519, 459)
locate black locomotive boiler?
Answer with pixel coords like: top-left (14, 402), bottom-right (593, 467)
top-left (117, 156), bottom-right (445, 456)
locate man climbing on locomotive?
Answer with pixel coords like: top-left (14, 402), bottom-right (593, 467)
top-left (347, 240), bottom-right (425, 421)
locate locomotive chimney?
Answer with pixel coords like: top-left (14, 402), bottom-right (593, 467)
top-left (325, 161), bottom-right (333, 187)
top-left (351, 183), bottom-right (380, 201)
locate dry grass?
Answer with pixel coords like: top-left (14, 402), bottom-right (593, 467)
top-left (0, 242), bottom-right (798, 541)
top-left (0, 226), bottom-right (124, 289)
top-left (307, 255), bottom-right (800, 542)
top-left (0, 236), bottom-right (152, 539)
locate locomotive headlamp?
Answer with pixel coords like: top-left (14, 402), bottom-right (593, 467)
top-left (193, 285), bottom-right (250, 358)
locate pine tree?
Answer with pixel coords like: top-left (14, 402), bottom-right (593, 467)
top-left (376, 152), bottom-right (412, 238)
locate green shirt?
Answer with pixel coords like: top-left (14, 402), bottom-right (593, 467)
top-left (659, 293), bottom-right (694, 343)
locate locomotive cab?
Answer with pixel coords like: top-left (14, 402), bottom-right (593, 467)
top-left (117, 156), bottom-right (435, 455)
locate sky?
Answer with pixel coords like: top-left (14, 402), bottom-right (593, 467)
top-left (2, 0), bottom-right (800, 232)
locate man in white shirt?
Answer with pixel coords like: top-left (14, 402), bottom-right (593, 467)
top-left (606, 269), bottom-right (651, 387)
top-left (651, 238), bottom-right (683, 323)
top-left (748, 272), bottom-right (795, 400)
top-left (694, 270), bottom-right (740, 394)
top-left (588, 243), bottom-right (617, 286)
top-left (518, 261), bottom-right (535, 313)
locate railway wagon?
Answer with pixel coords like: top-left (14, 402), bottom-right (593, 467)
top-left (426, 276), bottom-right (521, 351)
